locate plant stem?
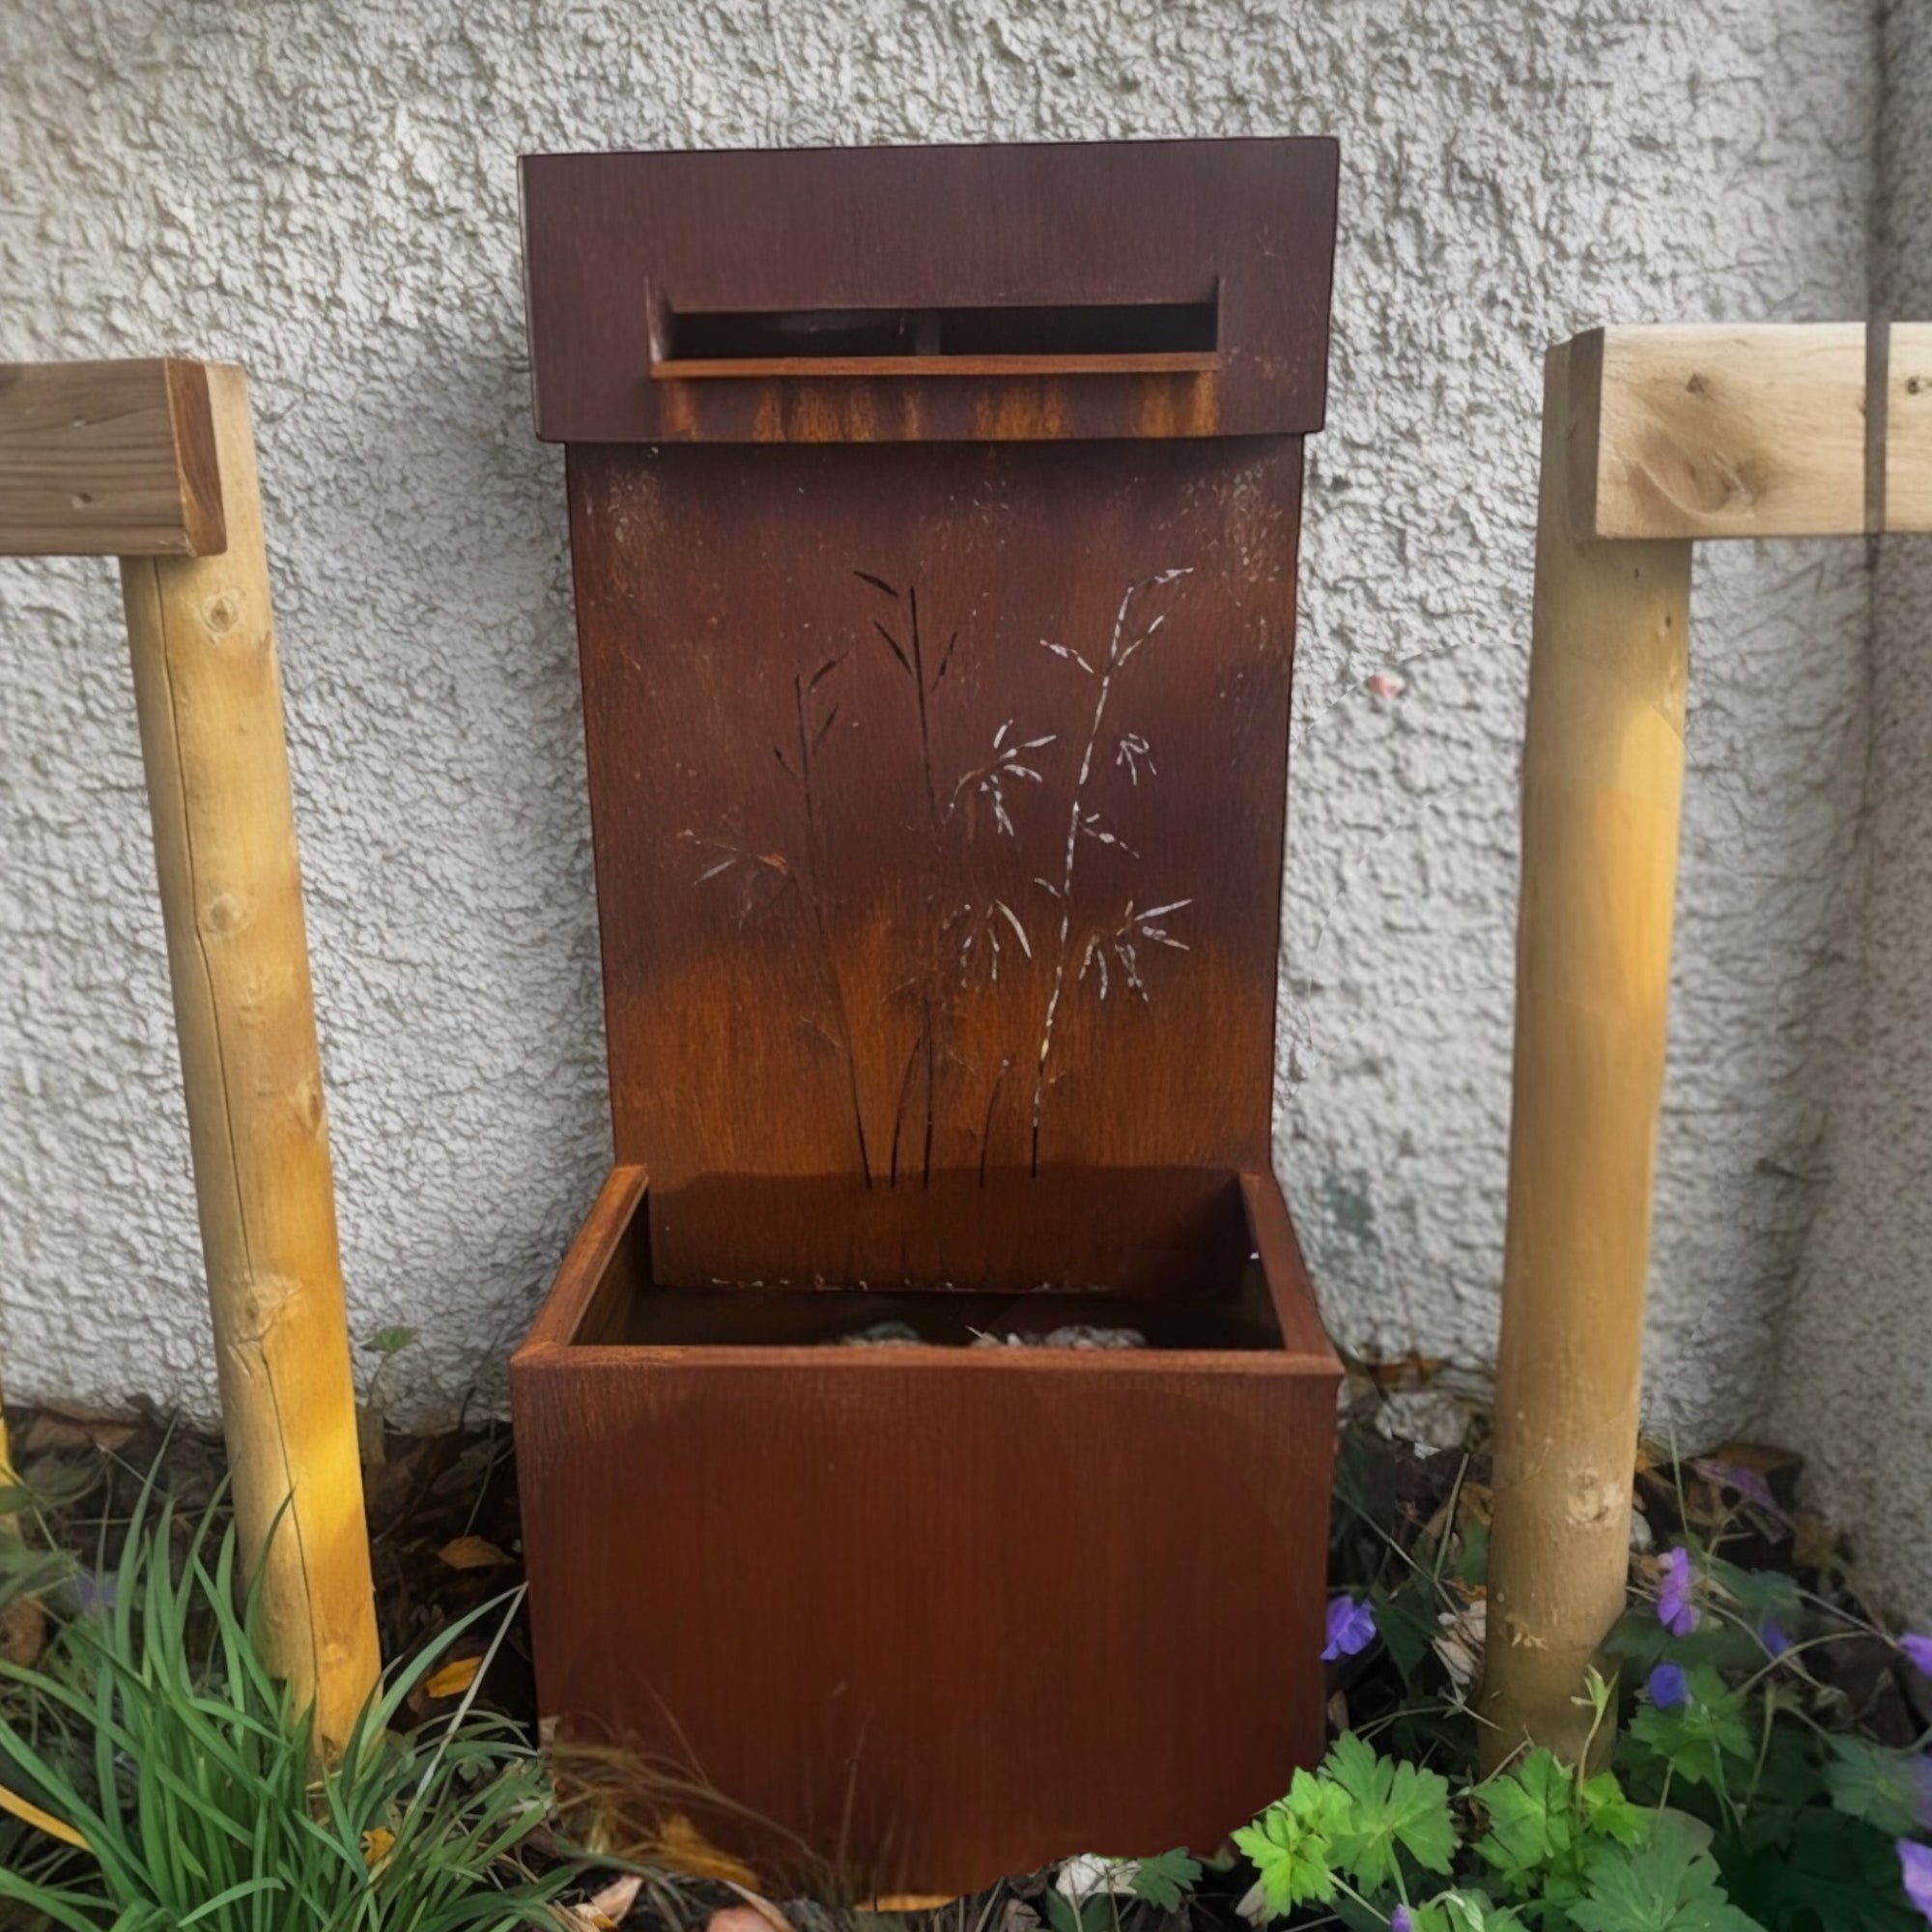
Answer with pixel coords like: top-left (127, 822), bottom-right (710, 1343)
top-left (1029, 571), bottom-right (1182, 1174)
top-left (794, 673), bottom-right (873, 1187)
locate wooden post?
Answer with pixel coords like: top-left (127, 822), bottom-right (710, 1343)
top-left (116, 365), bottom-right (379, 1752)
top-left (1480, 336), bottom-right (1692, 1768)
top-left (1480, 323), bottom-right (1932, 1761)
top-left (0, 1361), bottom-right (42, 1667)
top-left (3, 355), bottom-right (378, 1742)
top-left (0, 1357), bottom-right (17, 1519)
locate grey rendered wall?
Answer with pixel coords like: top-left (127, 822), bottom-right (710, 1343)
top-left (1768, 0), bottom-right (1932, 1623)
top-left (0, 5), bottom-right (1879, 1462)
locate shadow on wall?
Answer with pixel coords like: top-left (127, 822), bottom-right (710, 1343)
top-left (1768, 0), bottom-right (1932, 1626)
top-left (1772, 529), bottom-right (1932, 1620)
top-left (267, 321), bottom-right (614, 1426)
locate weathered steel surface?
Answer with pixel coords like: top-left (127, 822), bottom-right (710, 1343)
top-left (523, 139), bottom-right (1339, 442)
top-left (568, 437), bottom-right (1304, 1285)
top-left (513, 1166), bottom-right (1337, 1893)
top-left (513, 138), bottom-right (1341, 1892)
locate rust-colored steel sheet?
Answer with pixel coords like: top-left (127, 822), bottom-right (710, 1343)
top-left (512, 138), bottom-right (1342, 1893)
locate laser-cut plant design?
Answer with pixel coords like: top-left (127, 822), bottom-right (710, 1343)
top-left (1029, 568), bottom-right (1193, 1174)
top-left (690, 566), bottom-right (1196, 1189)
top-left (1077, 895), bottom-right (1192, 1004)
top-left (949, 894), bottom-right (1034, 984)
top-left (945, 713), bottom-right (1052, 1011)
top-left (780, 651), bottom-right (876, 1185)
top-left (692, 650), bottom-right (875, 1185)
top-left (682, 836), bottom-right (796, 924)
top-left (859, 569), bottom-right (1063, 1181)
top-left (860, 572), bottom-right (984, 1185)
top-left (857, 570), bottom-right (955, 836)
top-left (1114, 731), bottom-right (1155, 786)
top-left (951, 718), bottom-right (1056, 840)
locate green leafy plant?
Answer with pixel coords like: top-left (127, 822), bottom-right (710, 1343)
top-left (1208, 1714), bottom-right (1762, 1931)
top-left (0, 1482), bottom-right (575, 1930)
top-left (1473, 1741), bottom-right (1646, 1907)
top-left (357, 1325), bottom-right (420, 1462)
top-left (1291, 1436), bottom-right (1932, 1931)
top-left (1058, 1475), bottom-right (1932, 1932)
top-left (1043, 1851), bottom-right (1207, 1932)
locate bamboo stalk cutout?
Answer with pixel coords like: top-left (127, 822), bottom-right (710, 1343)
top-left (118, 366), bottom-right (379, 1752)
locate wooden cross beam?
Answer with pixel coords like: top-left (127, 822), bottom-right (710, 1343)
top-left (1481, 323), bottom-right (1932, 1767)
top-left (0, 357), bottom-right (379, 1752)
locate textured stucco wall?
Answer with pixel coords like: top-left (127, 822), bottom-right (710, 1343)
top-left (0, 4), bottom-right (1879, 1452)
top-left (1768, 0), bottom-right (1932, 1623)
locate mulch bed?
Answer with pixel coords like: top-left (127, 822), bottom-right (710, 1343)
top-left (3, 1363), bottom-right (1920, 1929)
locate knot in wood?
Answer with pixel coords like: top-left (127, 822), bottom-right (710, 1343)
top-left (229, 1272), bottom-right (299, 1349)
top-left (202, 890), bottom-right (246, 935)
top-left (1563, 1476), bottom-right (1625, 1531)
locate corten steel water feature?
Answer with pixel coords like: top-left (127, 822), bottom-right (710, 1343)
top-left (510, 139), bottom-right (1342, 1892)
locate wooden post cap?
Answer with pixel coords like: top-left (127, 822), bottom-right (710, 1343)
top-left (0, 357), bottom-right (225, 557)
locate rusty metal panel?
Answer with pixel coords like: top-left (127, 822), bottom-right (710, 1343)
top-left (515, 138), bottom-right (1342, 1889)
top-left (512, 1166), bottom-right (1338, 1897)
top-left (522, 139), bottom-right (1339, 442)
top-left (568, 438), bottom-right (1304, 1285)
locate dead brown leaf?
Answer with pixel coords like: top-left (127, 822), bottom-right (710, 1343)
top-left (424, 1655), bottom-right (482, 1699)
top-left (1365, 1352), bottom-right (1446, 1392)
top-left (436, 1535), bottom-right (511, 1571)
top-left (554, 1907), bottom-right (620, 1932)
top-left (0, 1594), bottom-right (44, 1667)
top-left (1793, 1509), bottom-right (1843, 1573)
top-left (1681, 1477), bottom-right (1728, 1532)
top-left (1707, 1439), bottom-right (1802, 1486)
top-left (648, 1811), bottom-right (762, 1888)
top-left (20, 1407), bottom-right (135, 1456)
top-left (586, 1874), bottom-right (644, 1924)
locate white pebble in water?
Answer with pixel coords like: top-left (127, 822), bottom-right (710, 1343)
top-left (971, 1324), bottom-right (1147, 1350)
top-left (838, 1321), bottom-right (923, 1348)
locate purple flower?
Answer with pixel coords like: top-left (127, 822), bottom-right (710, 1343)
top-left (1693, 1457), bottom-right (1778, 1513)
top-left (1761, 1619), bottom-right (1792, 1659)
top-left (1899, 1840), bottom-right (1932, 1922)
top-left (72, 1570), bottom-right (116, 1614)
top-left (1321, 1594), bottom-right (1377, 1662)
top-left (1657, 1546), bottom-right (1700, 1636)
top-left (1390, 1910), bottom-right (1413, 1932)
top-left (1648, 1662), bottom-right (1690, 1709)
top-left (1904, 1634), bottom-right (1932, 1678)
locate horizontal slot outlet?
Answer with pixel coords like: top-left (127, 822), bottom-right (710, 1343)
top-left (654, 298), bottom-right (1220, 380)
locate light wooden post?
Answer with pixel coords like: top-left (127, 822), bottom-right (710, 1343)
top-left (1480, 338), bottom-right (1691, 1768)
top-left (1482, 324), bottom-right (1932, 1765)
top-left (0, 1362), bottom-right (42, 1667)
top-left (0, 1358), bottom-right (18, 1520)
top-left (1, 358), bottom-right (379, 1750)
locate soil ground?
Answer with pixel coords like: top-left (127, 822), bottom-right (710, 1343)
top-left (2, 1367), bottom-right (1918, 1930)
